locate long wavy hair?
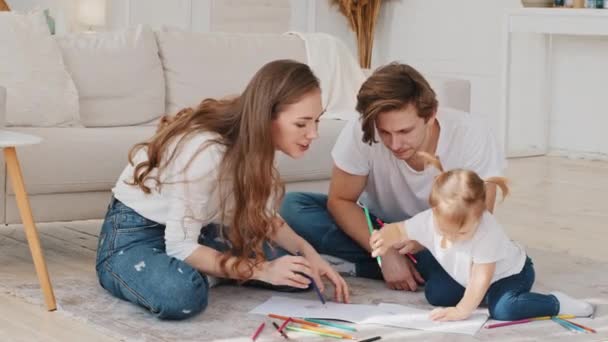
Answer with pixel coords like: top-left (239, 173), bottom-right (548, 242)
top-left (126, 60), bottom-right (320, 279)
top-left (417, 152), bottom-right (509, 230)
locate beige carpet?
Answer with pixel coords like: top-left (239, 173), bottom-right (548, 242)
top-left (0, 224), bottom-right (606, 342)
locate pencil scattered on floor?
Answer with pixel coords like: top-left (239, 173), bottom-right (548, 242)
top-left (251, 321), bottom-right (265, 341)
top-left (485, 314), bottom-right (595, 334)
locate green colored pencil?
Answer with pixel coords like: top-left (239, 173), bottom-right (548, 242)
top-left (305, 318), bottom-right (357, 332)
top-left (363, 206), bottom-right (382, 267)
top-left (285, 325), bottom-right (343, 339)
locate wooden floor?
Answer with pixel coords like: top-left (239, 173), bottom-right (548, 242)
top-left (0, 156), bottom-right (606, 341)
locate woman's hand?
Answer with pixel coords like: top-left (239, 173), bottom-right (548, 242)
top-left (370, 222), bottom-right (405, 257)
top-left (429, 306), bottom-right (472, 321)
top-left (255, 255), bottom-right (314, 289)
top-left (302, 251), bottom-right (350, 303)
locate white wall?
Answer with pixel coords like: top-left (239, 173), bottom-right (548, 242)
top-left (105, 0), bottom-right (297, 33)
top-left (7, 0), bottom-right (76, 32)
top-left (8, 0), bottom-right (297, 33)
top-left (9, 0), bottom-right (608, 158)
top-left (312, 0), bottom-right (608, 159)
top-left (548, 35), bottom-right (608, 158)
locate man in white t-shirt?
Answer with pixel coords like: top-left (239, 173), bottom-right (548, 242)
top-left (280, 63), bottom-right (506, 292)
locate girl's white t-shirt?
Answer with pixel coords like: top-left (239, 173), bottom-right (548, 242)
top-left (331, 108), bottom-right (507, 222)
top-left (404, 209), bottom-right (527, 287)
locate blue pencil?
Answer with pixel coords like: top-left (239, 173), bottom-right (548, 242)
top-left (554, 317), bottom-right (586, 333)
top-left (301, 272), bottom-right (326, 305)
top-left (296, 252), bottom-right (326, 305)
top-left (551, 317), bottom-right (583, 333)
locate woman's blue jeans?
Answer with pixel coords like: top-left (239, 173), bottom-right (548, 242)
top-left (95, 197), bottom-right (292, 320)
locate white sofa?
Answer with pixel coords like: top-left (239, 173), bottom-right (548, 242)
top-left (0, 27), bottom-right (470, 224)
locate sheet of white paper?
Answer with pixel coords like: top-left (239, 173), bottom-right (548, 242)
top-left (361, 303), bottom-right (488, 336)
top-left (250, 297), bottom-right (489, 336)
top-left (249, 296), bottom-right (374, 322)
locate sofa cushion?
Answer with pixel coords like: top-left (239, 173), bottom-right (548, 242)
top-left (6, 126), bottom-right (156, 195)
top-left (55, 26), bottom-right (165, 127)
top-left (0, 10), bottom-right (79, 127)
top-left (8, 118), bottom-right (346, 196)
top-left (157, 29), bottom-right (307, 115)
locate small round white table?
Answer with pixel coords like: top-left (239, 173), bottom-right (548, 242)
top-left (0, 130), bottom-right (56, 311)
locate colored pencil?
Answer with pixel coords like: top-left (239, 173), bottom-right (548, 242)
top-left (302, 273), bottom-right (326, 305)
top-left (305, 318), bottom-right (357, 332)
top-left (278, 317), bottom-right (292, 332)
top-left (485, 314), bottom-right (576, 329)
top-left (269, 314), bottom-right (319, 327)
top-left (296, 252), bottom-right (326, 305)
top-left (285, 325), bottom-right (343, 339)
top-left (359, 337), bottom-right (382, 342)
top-left (299, 324), bottom-right (355, 339)
top-left (251, 322), bottom-right (265, 341)
top-left (376, 218), bottom-right (417, 264)
top-left (405, 251), bottom-right (418, 264)
top-left (561, 318), bottom-right (596, 333)
top-left (363, 206), bottom-right (382, 267)
top-left (555, 318), bottom-right (586, 333)
top-left (272, 321), bottom-right (289, 339)
top-left (552, 317), bottom-right (580, 332)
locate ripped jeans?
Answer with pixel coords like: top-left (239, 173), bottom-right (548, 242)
top-left (96, 196), bottom-right (290, 320)
top-left (95, 197), bottom-right (212, 320)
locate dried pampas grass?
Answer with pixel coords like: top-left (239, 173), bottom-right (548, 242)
top-left (330, 0), bottom-right (383, 68)
top-left (0, 0), bottom-right (11, 11)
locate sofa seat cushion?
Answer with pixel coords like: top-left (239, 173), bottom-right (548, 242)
top-left (157, 29), bottom-right (307, 115)
top-left (55, 26), bottom-right (165, 127)
top-left (6, 126), bottom-right (156, 195)
top-left (8, 119), bottom-right (346, 196)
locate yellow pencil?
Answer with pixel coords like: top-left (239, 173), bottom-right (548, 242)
top-left (299, 324), bottom-right (355, 339)
top-left (532, 314), bottom-right (576, 321)
top-left (285, 325), bottom-right (343, 339)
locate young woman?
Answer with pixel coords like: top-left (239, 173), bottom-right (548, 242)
top-left (96, 60), bottom-right (349, 320)
top-left (370, 152), bottom-right (593, 321)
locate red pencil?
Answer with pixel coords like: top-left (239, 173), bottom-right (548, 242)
top-left (376, 218), bottom-right (417, 264)
top-left (278, 317), bottom-right (292, 332)
top-left (251, 322), bottom-right (265, 341)
top-left (485, 315), bottom-right (576, 329)
top-left (405, 253), bottom-right (418, 264)
top-left (485, 318), bottom-right (534, 328)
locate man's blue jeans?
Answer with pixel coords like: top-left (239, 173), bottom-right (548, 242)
top-left (280, 192), bottom-right (559, 320)
top-left (96, 197), bottom-right (296, 320)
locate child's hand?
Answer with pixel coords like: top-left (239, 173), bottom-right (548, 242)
top-left (429, 306), bottom-right (471, 321)
top-left (370, 222), bottom-right (404, 257)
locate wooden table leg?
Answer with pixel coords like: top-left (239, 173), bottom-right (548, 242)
top-left (4, 147), bottom-right (57, 311)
